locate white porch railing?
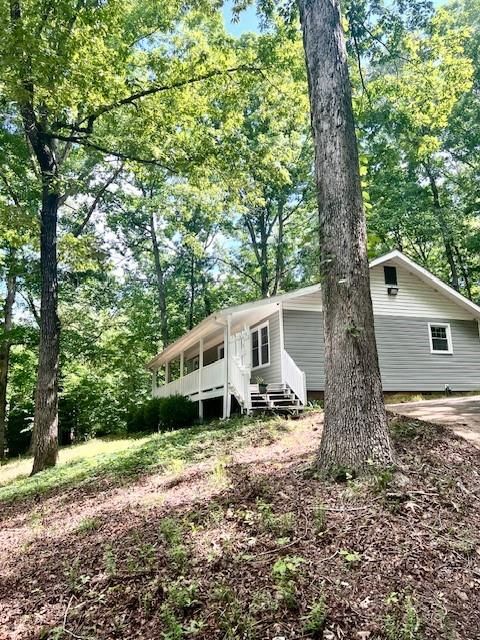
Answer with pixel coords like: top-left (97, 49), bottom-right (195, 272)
top-left (282, 349), bottom-right (307, 405)
top-left (229, 356), bottom-right (251, 412)
top-left (154, 359), bottom-right (225, 399)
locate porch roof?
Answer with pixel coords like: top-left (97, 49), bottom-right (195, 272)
top-left (146, 284), bottom-right (321, 370)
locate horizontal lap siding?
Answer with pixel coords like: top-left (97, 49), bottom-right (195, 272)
top-left (283, 310), bottom-right (325, 390)
top-left (250, 311), bottom-right (282, 384)
top-left (283, 310), bottom-right (480, 392)
top-left (376, 316), bottom-right (480, 391)
top-left (370, 263), bottom-right (473, 319)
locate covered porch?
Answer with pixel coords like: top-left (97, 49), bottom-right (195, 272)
top-left (146, 298), bottom-right (306, 419)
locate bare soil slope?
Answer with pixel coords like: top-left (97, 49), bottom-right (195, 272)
top-left (1, 413), bottom-right (479, 640)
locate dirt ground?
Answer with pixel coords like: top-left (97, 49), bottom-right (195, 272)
top-left (1, 413), bottom-right (480, 640)
top-left (388, 395), bottom-right (480, 448)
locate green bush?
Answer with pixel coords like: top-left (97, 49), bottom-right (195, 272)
top-left (6, 402), bottom-right (33, 457)
top-left (126, 395), bottom-right (197, 434)
top-left (158, 395), bottom-right (197, 431)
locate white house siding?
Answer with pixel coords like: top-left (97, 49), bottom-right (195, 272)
top-left (283, 310), bottom-right (325, 390)
top-left (250, 311), bottom-right (282, 385)
top-left (370, 263), bottom-right (473, 320)
top-left (376, 316), bottom-right (480, 391)
top-left (283, 309), bottom-right (480, 392)
top-left (284, 289), bottom-right (323, 310)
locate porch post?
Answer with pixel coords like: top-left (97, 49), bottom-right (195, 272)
top-left (278, 302), bottom-right (285, 386)
top-left (198, 337), bottom-right (204, 420)
top-left (223, 315), bottom-right (231, 418)
top-left (151, 369), bottom-right (156, 396)
top-left (179, 351), bottom-right (184, 395)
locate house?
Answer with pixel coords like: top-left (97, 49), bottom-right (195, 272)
top-left (146, 250), bottom-right (480, 418)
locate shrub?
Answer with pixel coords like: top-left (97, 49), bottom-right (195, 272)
top-left (126, 395), bottom-right (197, 434)
top-left (158, 395), bottom-right (197, 431)
top-left (126, 398), bottom-right (163, 434)
top-left (6, 402), bottom-right (33, 457)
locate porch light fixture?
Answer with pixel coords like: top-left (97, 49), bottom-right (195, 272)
top-left (387, 286), bottom-right (399, 296)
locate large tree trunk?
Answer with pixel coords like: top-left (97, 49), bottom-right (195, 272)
top-left (31, 181), bottom-right (60, 474)
top-left (0, 257), bottom-right (17, 460)
top-left (149, 213), bottom-right (169, 347)
top-left (298, 0), bottom-right (393, 473)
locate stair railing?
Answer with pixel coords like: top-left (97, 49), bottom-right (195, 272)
top-left (229, 355), bottom-right (251, 412)
top-left (281, 349), bottom-right (307, 406)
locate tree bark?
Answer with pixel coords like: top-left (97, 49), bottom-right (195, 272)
top-left (425, 166), bottom-right (460, 291)
top-left (298, 0), bottom-right (393, 473)
top-left (31, 180), bottom-right (60, 474)
top-left (188, 253), bottom-right (195, 330)
top-left (10, 0), bottom-right (61, 474)
top-left (149, 213), bottom-right (169, 347)
top-left (0, 256), bottom-right (17, 460)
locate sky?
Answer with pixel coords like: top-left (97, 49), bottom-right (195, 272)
top-left (222, 1), bottom-right (260, 36)
top-left (221, 0), bottom-right (446, 36)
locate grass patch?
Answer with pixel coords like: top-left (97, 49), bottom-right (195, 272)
top-left (385, 390), bottom-right (480, 404)
top-left (0, 415), bottom-right (289, 504)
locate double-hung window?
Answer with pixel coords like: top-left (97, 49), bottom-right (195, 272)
top-left (251, 322), bottom-right (270, 369)
top-left (428, 323), bottom-right (453, 354)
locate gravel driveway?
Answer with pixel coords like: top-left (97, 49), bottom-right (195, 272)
top-left (387, 395), bottom-right (480, 448)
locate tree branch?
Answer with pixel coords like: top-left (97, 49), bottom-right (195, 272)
top-left (73, 163), bottom-right (123, 236)
top-left (53, 64), bottom-right (259, 135)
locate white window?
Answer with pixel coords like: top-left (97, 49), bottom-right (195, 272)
top-left (217, 344), bottom-right (225, 360)
top-left (251, 322), bottom-right (270, 369)
top-left (428, 323), bottom-right (453, 354)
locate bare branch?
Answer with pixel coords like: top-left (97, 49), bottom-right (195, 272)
top-left (73, 163), bottom-right (124, 237)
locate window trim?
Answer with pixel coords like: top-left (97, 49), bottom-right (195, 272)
top-left (217, 344), bottom-right (225, 360)
top-left (251, 321), bottom-right (270, 370)
top-left (428, 322), bottom-right (453, 355)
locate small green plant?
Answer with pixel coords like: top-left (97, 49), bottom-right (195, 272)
top-left (126, 541), bottom-right (157, 574)
top-left (211, 455), bottom-right (232, 487)
top-left (166, 578), bottom-right (200, 613)
top-left (212, 583), bottom-right (235, 604)
top-left (303, 598), bottom-right (327, 637)
top-left (64, 558), bottom-right (90, 593)
top-left (167, 543), bottom-right (189, 572)
top-left (159, 604), bottom-right (184, 640)
top-left (75, 516), bottom-right (101, 535)
top-left (372, 468), bottom-right (395, 493)
top-left (159, 517), bottom-right (183, 544)
top-left (272, 555), bottom-right (304, 610)
top-left (257, 499), bottom-right (295, 537)
top-left (390, 419), bottom-right (418, 441)
top-left (218, 599), bottom-right (255, 639)
top-left (329, 465), bottom-right (356, 483)
top-left (103, 544), bottom-right (117, 577)
top-left (340, 549), bottom-right (362, 566)
top-left (312, 501), bottom-right (327, 533)
top-left (385, 593), bottom-right (422, 640)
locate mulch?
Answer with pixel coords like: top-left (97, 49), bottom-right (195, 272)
top-left (1, 415), bottom-right (479, 640)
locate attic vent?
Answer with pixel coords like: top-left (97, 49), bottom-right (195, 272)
top-left (384, 265), bottom-right (398, 286)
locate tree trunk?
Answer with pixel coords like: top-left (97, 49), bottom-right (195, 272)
top-left (0, 257), bottom-right (17, 460)
top-left (298, 0), bottom-right (393, 473)
top-left (188, 253), bottom-right (195, 330)
top-left (31, 181), bottom-right (60, 474)
top-left (149, 213), bottom-right (169, 347)
top-left (425, 167), bottom-right (460, 291)
top-left (272, 203), bottom-right (285, 295)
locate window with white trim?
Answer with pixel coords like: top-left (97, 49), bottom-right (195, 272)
top-left (428, 323), bottom-right (453, 354)
top-left (251, 322), bottom-right (270, 369)
top-left (217, 345), bottom-right (224, 360)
